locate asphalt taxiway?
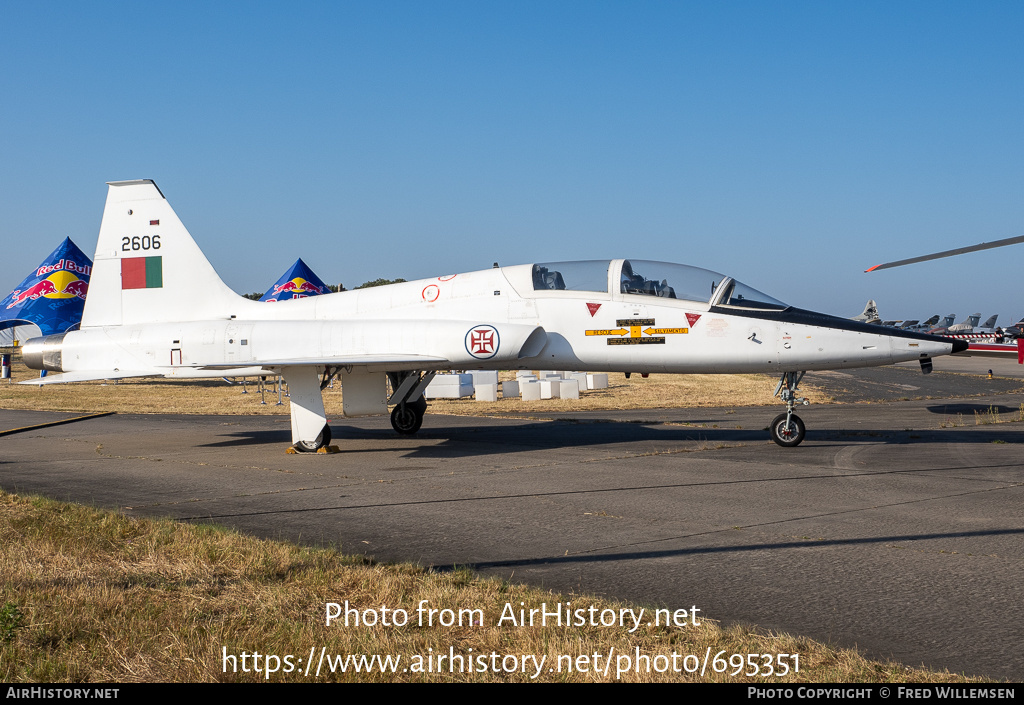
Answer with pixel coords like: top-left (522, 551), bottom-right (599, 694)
top-left (2, 359), bottom-right (1022, 680)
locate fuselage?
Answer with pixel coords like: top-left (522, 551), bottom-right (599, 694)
top-left (27, 258), bottom-right (962, 379)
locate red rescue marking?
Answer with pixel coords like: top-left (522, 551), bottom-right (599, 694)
top-left (422, 284), bottom-right (440, 302)
top-left (586, 302), bottom-right (602, 317)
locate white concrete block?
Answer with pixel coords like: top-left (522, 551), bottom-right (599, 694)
top-left (568, 372), bottom-right (589, 391)
top-left (521, 380), bottom-right (542, 401)
top-left (475, 383), bottom-right (498, 402)
top-left (468, 370), bottom-right (499, 386)
top-left (587, 373), bottom-right (609, 390)
top-left (558, 379), bottom-right (580, 400)
top-left (425, 374), bottom-right (474, 399)
top-left (540, 379), bottom-right (560, 399)
top-left (501, 380), bottom-right (520, 398)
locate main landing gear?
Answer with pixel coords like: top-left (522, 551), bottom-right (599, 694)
top-left (387, 371), bottom-right (434, 436)
top-left (391, 396), bottom-right (427, 435)
top-left (294, 423), bottom-right (332, 452)
top-left (283, 367), bottom-right (436, 452)
top-left (282, 366), bottom-right (334, 453)
top-left (771, 371), bottom-right (808, 447)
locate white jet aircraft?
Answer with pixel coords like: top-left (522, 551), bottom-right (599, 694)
top-left (22, 180), bottom-right (967, 448)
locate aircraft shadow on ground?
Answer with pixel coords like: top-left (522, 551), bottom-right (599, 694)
top-left (458, 527), bottom-right (1024, 572)
top-left (924, 402), bottom-right (1022, 415)
top-left (201, 422), bottom-right (774, 454)
top-left (401, 422), bottom-right (1024, 454)
top-left (196, 418), bottom-right (1024, 453)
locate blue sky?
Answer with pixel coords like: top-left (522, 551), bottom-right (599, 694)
top-left (2, 2), bottom-right (1022, 323)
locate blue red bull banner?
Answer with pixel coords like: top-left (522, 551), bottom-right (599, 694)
top-left (1, 238), bottom-right (92, 336)
top-left (260, 258), bottom-right (330, 302)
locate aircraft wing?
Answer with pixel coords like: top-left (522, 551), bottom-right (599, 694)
top-left (865, 235), bottom-right (1024, 272)
top-left (22, 355), bottom-right (452, 383)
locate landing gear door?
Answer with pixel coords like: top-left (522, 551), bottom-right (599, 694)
top-left (341, 369), bottom-right (388, 417)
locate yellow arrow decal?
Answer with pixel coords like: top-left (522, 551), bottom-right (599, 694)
top-left (586, 329), bottom-right (629, 336)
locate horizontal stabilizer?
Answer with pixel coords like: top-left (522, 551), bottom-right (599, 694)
top-left (19, 370), bottom-right (157, 385)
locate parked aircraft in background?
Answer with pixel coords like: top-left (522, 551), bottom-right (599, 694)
top-left (914, 315), bottom-right (940, 331)
top-left (851, 300), bottom-right (880, 324)
top-left (1003, 318), bottom-right (1024, 338)
top-left (926, 314), bottom-right (958, 335)
top-left (866, 237), bottom-right (1022, 360)
top-left (865, 234), bottom-right (1024, 272)
top-left (947, 314), bottom-right (982, 334)
top-left (22, 180), bottom-right (966, 448)
top-left (975, 315), bottom-right (999, 334)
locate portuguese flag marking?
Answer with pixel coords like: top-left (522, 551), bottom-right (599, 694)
top-left (122, 256), bottom-right (163, 289)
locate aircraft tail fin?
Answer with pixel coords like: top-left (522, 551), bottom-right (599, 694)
top-left (82, 180), bottom-right (245, 328)
top-left (981, 314), bottom-right (997, 329)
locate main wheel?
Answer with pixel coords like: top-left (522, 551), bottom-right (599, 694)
top-left (295, 423), bottom-right (331, 452)
top-left (770, 413), bottom-right (805, 447)
top-left (391, 397), bottom-right (426, 435)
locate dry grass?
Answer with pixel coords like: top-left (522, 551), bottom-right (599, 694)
top-left (430, 371), bottom-right (830, 417)
top-left (0, 491), bottom-right (985, 683)
top-left (973, 404), bottom-right (1024, 425)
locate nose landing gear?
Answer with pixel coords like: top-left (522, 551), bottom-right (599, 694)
top-left (771, 371), bottom-right (808, 447)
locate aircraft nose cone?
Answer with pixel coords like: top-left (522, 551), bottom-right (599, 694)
top-left (952, 339), bottom-right (969, 354)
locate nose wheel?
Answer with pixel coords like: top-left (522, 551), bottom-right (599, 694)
top-left (771, 371), bottom-right (808, 447)
top-left (770, 413), bottom-right (805, 447)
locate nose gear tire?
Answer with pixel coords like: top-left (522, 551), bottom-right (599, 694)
top-left (770, 413), bottom-right (805, 447)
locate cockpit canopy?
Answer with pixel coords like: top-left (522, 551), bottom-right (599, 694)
top-left (530, 259), bottom-right (788, 310)
top-left (532, 260), bottom-right (609, 292)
